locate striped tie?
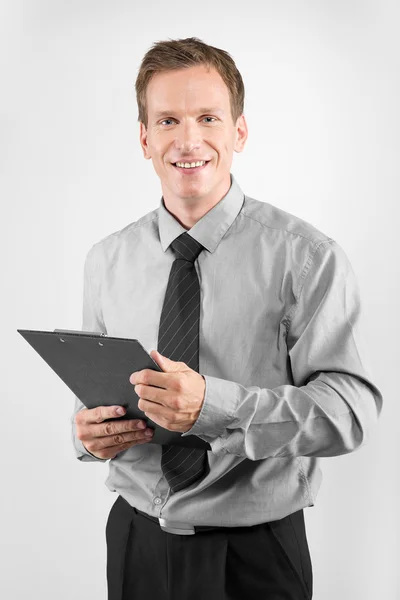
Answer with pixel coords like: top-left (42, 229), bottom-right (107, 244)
top-left (158, 232), bottom-right (210, 494)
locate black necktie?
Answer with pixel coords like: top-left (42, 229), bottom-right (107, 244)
top-left (158, 232), bottom-right (210, 494)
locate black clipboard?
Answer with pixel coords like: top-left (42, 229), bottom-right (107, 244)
top-left (17, 329), bottom-right (211, 450)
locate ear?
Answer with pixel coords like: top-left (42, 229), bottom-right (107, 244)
top-left (139, 121), bottom-right (151, 160)
top-left (234, 114), bottom-right (248, 153)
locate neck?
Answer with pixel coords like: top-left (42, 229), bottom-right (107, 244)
top-left (162, 174), bottom-right (231, 230)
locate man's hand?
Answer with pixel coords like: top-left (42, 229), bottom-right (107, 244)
top-left (129, 350), bottom-right (206, 433)
top-left (75, 405), bottom-right (154, 460)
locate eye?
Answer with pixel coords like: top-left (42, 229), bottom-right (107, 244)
top-left (160, 117), bottom-right (217, 126)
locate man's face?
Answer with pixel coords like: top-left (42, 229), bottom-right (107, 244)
top-left (139, 64), bottom-right (247, 207)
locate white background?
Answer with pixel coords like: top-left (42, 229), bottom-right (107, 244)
top-left (2, 1), bottom-right (398, 598)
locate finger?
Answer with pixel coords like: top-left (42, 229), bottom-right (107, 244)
top-left (84, 430), bottom-right (154, 460)
top-left (76, 405), bottom-right (122, 424)
top-left (139, 398), bottom-right (178, 421)
top-left (131, 369), bottom-right (168, 389)
top-left (77, 405), bottom-right (144, 426)
top-left (75, 407), bottom-right (147, 442)
top-left (99, 427), bottom-right (154, 449)
top-left (95, 417), bottom-right (149, 439)
top-left (94, 405), bottom-right (129, 423)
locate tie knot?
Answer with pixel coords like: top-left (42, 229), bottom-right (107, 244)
top-left (170, 232), bottom-right (204, 263)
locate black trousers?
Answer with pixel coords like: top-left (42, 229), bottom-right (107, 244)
top-left (106, 495), bottom-right (313, 600)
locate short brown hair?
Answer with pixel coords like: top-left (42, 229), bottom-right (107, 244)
top-left (135, 37), bottom-right (245, 129)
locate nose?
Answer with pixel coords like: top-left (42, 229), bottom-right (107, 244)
top-left (174, 121), bottom-right (203, 154)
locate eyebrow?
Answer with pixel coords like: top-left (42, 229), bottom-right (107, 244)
top-left (154, 107), bottom-right (224, 119)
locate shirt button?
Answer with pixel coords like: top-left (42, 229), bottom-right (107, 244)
top-left (153, 497), bottom-right (162, 505)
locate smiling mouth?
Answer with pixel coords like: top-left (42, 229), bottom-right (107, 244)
top-left (172, 160), bottom-right (211, 173)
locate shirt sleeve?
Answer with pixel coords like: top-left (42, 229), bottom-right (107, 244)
top-left (71, 244), bottom-right (108, 463)
top-left (182, 239), bottom-right (383, 459)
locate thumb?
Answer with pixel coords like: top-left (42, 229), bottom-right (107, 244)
top-left (150, 349), bottom-right (182, 372)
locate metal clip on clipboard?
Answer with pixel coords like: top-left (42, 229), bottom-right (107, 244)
top-left (53, 329), bottom-right (107, 336)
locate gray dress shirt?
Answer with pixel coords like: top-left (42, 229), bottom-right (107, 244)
top-left (71, 172), bottom-right (383, 526)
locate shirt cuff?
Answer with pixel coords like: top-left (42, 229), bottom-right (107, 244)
top-left (181, 374), bottom-right (238, 439)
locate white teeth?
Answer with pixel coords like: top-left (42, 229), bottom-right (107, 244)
top-left (175, 160), bottom-right (206, 168)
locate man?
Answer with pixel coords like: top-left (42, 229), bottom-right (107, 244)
top-left (72, 37), bottom-right (383, 600)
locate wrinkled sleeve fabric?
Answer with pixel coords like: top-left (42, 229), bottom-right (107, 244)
top-left (183, 239), bottom-right (383, 460)
top-left (71, 244), bottom-right (108, 463)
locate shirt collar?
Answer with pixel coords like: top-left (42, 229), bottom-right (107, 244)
top-left (157, 172), bottom-right (245, 254)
